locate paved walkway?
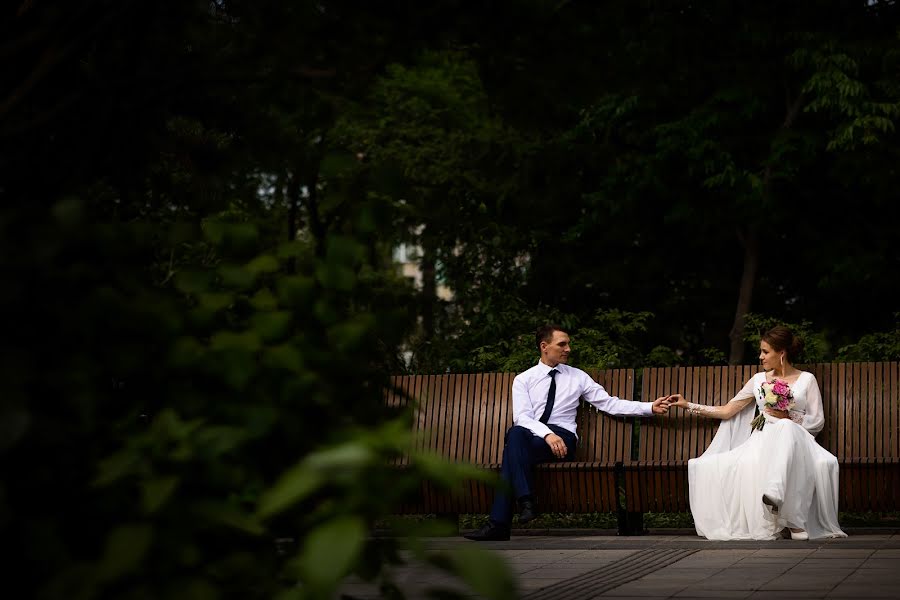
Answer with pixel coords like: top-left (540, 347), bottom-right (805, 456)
top-left (339, 530), bottom-right (900, 599)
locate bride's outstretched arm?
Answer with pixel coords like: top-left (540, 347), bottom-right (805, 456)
top-left (666, 394), bottom-right (753, 420)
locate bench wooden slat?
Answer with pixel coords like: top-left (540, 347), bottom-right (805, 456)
top-left (395, 362), bottom-right (899, 519)
top-left (395, 369), bottom-right (635, 515)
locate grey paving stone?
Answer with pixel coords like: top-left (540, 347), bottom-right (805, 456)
top-left (797, 558), bottom-right (866, 567)
top-left (809, 548), bottom-right (875, 558)
top-left (600, 580), bottom-right (691, 596)
top-left (860, 557), bottom-right (900, 568)
top-left (759, 567), bottom-right (854, 591)
top-left (685, 571), bottom-right (778, 591)
top-left (839, 568), bottom-right (900, 583)
top-left (826, 583), bottom-right (900, 597)
top-left (589, 597), bottom-right (669, 600)
top-left (747, 591), bottom-right (827, 598)
top-left (639, 568), bottom-right (718, 582)
top-left (674, 591), bottom-right (754, 598)
top-left (524, 566), bottom-right (599, 579)
top-left (341, 535), bottom-right (900, 599)
top-left (519, 577), bottom-right (565, 589)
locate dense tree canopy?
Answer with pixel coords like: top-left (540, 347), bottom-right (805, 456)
top-left (3, 1), bottom-right (899, 598)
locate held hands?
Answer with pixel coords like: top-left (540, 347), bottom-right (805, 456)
top-left (664, 394), bottom-right (689, 409)
top-left (544, 433), bottom-right (568, 459)
top-left (651, 396), bottom-right (671, 414)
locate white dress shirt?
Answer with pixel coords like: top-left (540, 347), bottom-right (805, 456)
top-left (512, 360), bottom-right (654, 439)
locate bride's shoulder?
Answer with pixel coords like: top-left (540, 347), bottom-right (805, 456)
top-left (798, 370), bottom-right (818, 383)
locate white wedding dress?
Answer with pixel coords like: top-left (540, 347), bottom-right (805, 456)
top-left (689, 371), bottom-right (847, 540)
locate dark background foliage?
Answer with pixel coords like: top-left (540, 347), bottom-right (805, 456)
top-left (2, 1), bottom-right (899, 598)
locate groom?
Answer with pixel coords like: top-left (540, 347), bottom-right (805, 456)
top-left (464, 324), bottom-right (670, 541)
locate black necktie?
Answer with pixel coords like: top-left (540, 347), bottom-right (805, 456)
top-left (539, 369), bottom-right (559, 424)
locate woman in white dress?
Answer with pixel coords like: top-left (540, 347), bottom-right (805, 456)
top-left (666, 326), bottom-right (847, 541)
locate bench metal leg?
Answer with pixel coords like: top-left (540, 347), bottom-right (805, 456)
top-left (616, 509), bottom-right (646, 536)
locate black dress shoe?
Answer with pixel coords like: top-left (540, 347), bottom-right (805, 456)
top-left (518, 499), bottom-right (538, 523)
top-left (463, 523), bottom-right (510, 541)
top-left (762, 494), bottom-right (780, 514)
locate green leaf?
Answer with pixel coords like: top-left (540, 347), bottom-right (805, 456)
top-left (246, 254), bottom-right (280, 275)
top-left (193, 425), bottom-right (249, 456)
top-left (276, 240), bottom-right (309, 259)
top-left (204, 222), bottom-right (259, 254)
top-left (320, 151), bottom-right (359, 178)
top-left (169, 336), bottom-right (205, 367)
top-left (276, 275), bottom-right (316, 309)
top-left (202, 220), bottom-right (227, 245)
top-left (327, 314), bottom-right (374, 352)
top-left (170, 578), bottom-right (219, 600)
top-left (315, 263), bottom-right (356, 291)
top-left (97, 524), bottom-right (153, 582)
top-left (428, 546), bottom-right (517, 600)
top-left (197, 292), bottom-right (233, 313)
top-left (174, 270), bottom-right (215, 295)
top-left (94, 450), bottom-right (140, 486)
top-left (249, 288), bottom-right (279, 311)
top-left (152, 409), bottom-right (205, 441)
top-left (213, 348), bottom-right (260, 390)
top-left (354, 204), bottom-right (377, 233)
top-left (325, 235), bottom-right (365, 265)
top-left (294, 516), bottom-right (367, 595)
top-left (305, 442), bottom-right (376, 471)
top-left (210, 330), bottom-right (262, 353)
top-left (217, 265), bottom-right (257, 291)
top-left (313, 298), bottom-right (339, 324)
top-left (251, 311), bottom-right (292, 343)
top-left (260, 344), bottom-right (305, 373)
top-left (258, 442), bottom-right (375, 519)
top-left (257, 463), bottom-right (323, 519)
top-left (51, 196), bottom-right (85, 228)
top-left (195, 501), bottom-right (265, 535)
top-left (142, 476), bottom-right (179, 513)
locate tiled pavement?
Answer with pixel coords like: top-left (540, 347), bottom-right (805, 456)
top-left (338, 531), bottom-right (900, 599)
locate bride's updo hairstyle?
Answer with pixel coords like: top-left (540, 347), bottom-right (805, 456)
top-left (762, 325), bottom-right (805, 363)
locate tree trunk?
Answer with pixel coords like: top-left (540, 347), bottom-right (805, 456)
top-left (284, 170), bottom-right (296, 242)
top-left (728, 80), bottom-right (804, 364)
top-left (420, 236), bottom-right (437, 344)
top-left (728, 228), bottom-right (758, 364)
top-left (285, 170), bottom-right (300, 273)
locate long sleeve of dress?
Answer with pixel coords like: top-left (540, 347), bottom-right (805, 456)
top-left (733, 376), bottom-right (758, 403)
top-left (798, 374), bottom-right (825, 436)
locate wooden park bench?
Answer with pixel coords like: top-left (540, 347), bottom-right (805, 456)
top-left (389, 362), bottom-right (899, 534)
top-left (627, 362), bottom-right (900, 515)
top-left (386, 370), bottom-right (637, 527)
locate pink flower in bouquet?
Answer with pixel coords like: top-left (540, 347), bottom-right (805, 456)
top-left (751, 379), bottom-right (795, 431)
top-left (770, 380), bottom-right (793, 407)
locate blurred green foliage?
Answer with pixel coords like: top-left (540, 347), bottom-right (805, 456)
top-left (4, 3), bottom-right (900, 598)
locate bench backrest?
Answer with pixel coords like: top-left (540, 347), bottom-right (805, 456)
top-left (388, 369), bottom-right (636, 465)
top-left (638, 362), bottom-right (900, 462)
top-left (809, 362), bottom-right (900, 460)
top-left (638, 365), bottom-right (758, 462)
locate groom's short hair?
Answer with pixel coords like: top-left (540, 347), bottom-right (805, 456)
top-left (535, 324), bottom-right (566, 352)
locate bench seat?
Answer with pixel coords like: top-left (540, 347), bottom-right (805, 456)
top-left (388, 370), bottom-right (635, 516)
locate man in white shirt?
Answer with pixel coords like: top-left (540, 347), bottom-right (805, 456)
top-left (464, 325), bottom-right (670, 541)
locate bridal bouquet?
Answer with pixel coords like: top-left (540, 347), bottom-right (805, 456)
top-left (750, 379), bottom-right (795, 431)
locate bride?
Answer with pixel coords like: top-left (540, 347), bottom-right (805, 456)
top-left (666, 326), bottom-right (847, 541)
